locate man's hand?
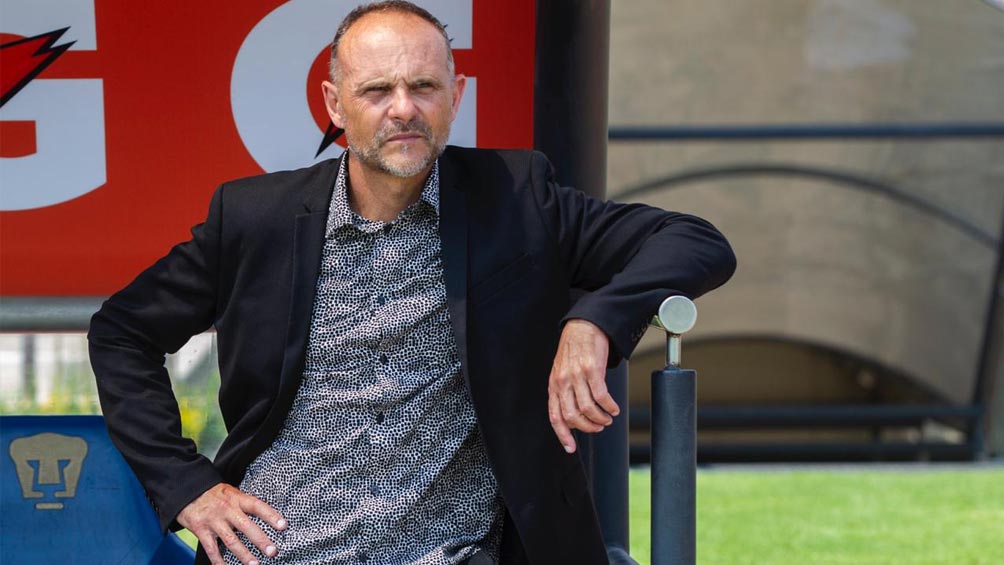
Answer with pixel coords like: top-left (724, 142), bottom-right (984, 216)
top-left (176, 483), bottom-right (287, 565)
top-left (548, 319), bottom-right (621, 454)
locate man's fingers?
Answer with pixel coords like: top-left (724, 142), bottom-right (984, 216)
top-left (587, 376), bottom-right (620, 418)
top-left (239, 493), bottom-right (287, 532)
top-left (229, 511), bottom-right (277, 559)
top-left (572, 374), bottom-right (613, 427)
top-left (215, 523), bottom-right (259, 565)
top-left (560, 387), bottom-right (604, 433)
top-left (548, 391), bottom-right (577, 453)
top-left (196, 530), bottom-right (226, 565)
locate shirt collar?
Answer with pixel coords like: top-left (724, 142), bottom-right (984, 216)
top-left (326, 152), bottom-right (440, 238)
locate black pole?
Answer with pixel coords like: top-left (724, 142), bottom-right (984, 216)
top-left (970, 204), bottom-right (1004, 457)
top-left (534, 0), bottom-right (610, 200)
top-left (591, 361), bottom-right (633, 562)
top-left (651, 365), bottom-right (697, 565)
top-left (534, 2), bottom-right (634, 562)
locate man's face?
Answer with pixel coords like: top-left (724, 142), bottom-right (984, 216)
top-left (322, 12), bottom-right (465, 178)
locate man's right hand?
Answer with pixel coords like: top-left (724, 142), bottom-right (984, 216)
top-left (176, 483), bottom-right (287, 565)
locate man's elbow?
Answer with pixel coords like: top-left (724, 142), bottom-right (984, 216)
top-left (87, 300), bottom-right (154, 357)
top-left (694, 221), bottom-right (737, 293)
top-left (717, 238), bottom-right (738, 287)
top-left (87, 299), bottom-right (119, 346)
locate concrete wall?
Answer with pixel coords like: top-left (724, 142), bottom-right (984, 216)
top-left (608, 0), bottom-right (1004, 409)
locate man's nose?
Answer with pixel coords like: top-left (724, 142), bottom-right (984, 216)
top-left (387, 87), bottom-right (418, 122)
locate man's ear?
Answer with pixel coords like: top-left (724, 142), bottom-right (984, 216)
top-left (450, 74), bottom-right (467, 121)
top-left (322, 81), bottom-right (345, 128)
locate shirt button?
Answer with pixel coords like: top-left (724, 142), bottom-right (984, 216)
top-left (376, 295), bottom-right (386, 306)
top-left (369, 483), bottom-right (380, 496)
top-left (375, 412), bottom-right (385, 424)
top-left (379, 354), bottom-right (388, 365)
top-left (359, 551), bottom-right (369, 562)
top-left (382, 224), bottom-right (393, 234)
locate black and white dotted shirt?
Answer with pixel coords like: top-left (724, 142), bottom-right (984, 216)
top-left (226, 155), bottom-right (502, 565)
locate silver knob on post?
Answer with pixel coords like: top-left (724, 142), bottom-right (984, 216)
top-left (651, 296), bottom-right (697, 367)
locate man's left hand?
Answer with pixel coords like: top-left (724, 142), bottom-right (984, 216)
top-left (547, 319), bottom-right (621, 453)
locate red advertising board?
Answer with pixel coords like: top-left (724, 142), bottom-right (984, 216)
top-left (0, 0), bottom-right (535, 296)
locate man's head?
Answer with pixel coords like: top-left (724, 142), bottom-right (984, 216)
top-left (322, 1), bottom-right (465, 178)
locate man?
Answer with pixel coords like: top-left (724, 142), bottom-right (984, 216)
top-left (88, 2), bottom-right (736, 564)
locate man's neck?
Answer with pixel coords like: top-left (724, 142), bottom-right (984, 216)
top-left (345, 153), bottom-right (429, 223)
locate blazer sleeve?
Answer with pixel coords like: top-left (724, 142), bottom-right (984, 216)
top-left (528, 151), bottom-right (737, 363)
top-left (88, 186), bottom-right (226, 532)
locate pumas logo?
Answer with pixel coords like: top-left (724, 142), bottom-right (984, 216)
top-left (8, 432), bottom-right (89, 510)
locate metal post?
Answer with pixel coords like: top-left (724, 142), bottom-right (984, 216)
top-left (970, 204), bottom-right (1004, 458)
top-left (533, 0), bottom-right (610, 201)
top-left (650, 296), bottom-right (698, 565)
top-left (591, 361), bottom-right (634, 564)
top-left (533, 2), bottom-right (634, 561)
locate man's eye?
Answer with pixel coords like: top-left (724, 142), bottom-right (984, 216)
top-left (365, 86), bottom-right (390, 94)
top-left (413, 83), bottom-right (435, 92)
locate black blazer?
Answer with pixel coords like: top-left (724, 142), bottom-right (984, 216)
top-left (89, 147), bottom-right (736, 564)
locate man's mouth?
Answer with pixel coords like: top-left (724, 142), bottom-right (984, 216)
top-left (380, 121), bottom-right (433, 146)
top-left (386, 133), bottom-right (425, 142)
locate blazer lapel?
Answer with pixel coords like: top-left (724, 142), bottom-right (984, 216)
top-left (438, 154), bottom-right (471, 385)
top-left (229, 156), bottom-right (341, 479)
top-left (276, 158), bottom-right (340, 411)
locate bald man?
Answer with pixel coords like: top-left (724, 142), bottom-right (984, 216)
top-left (89, 2), bottom-right (735, 564)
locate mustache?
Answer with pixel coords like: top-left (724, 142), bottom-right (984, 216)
top-left (376, 120), bottom-right (432, 143)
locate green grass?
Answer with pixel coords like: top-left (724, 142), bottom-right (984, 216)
top-left (629, 467), bottom-right (1004, 564)
top-left (176, 528), bottom-right (198, 550)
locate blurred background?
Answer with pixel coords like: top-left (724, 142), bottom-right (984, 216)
top-left (610, 0), bottom-right (1004, 463)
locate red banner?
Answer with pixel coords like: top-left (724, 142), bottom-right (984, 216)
top-left (0, 0), bottom-right (535, 295)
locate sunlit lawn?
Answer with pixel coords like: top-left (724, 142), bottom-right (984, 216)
top-left (628, 467), bottom-right (1004, 564)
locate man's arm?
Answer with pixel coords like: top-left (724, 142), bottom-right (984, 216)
top-left (88, 186), bottom-right (225, 526)
top-left (528, 152), bottom-right (737, 451)
top-left (88, 186), bottom-right (285, 564)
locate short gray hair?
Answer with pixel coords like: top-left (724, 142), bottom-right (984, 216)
top-left (328, 0), bottom-right (455, 84)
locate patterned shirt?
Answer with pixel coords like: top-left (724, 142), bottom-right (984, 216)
top-left (226, 155), bottom-right (502, 565)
